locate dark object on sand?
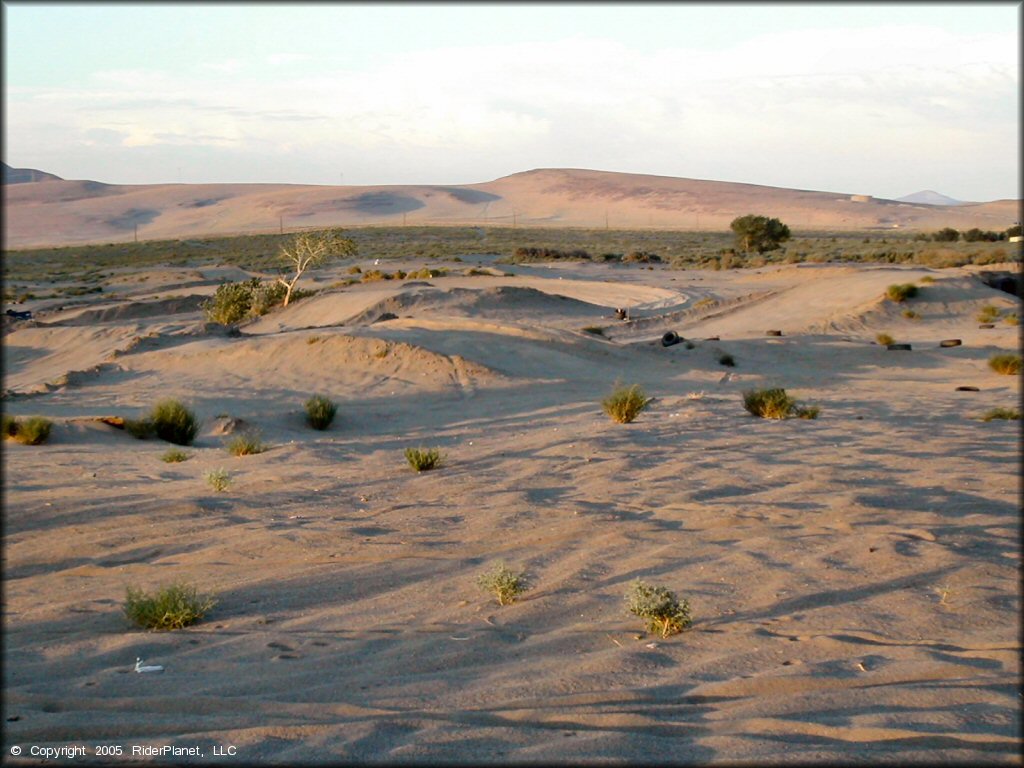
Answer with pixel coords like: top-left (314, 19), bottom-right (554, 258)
top-left (373, 312), bottom-right (398, 323)
top-left (765, 329), bottom-right (782, 336)
top-left (704, 335), bottom-right (720, 341)
top-left (978, 323), bottom-right (995, 329)
top-left (887, 343), bottom-right (912, 351)
top-left (955, 386), bottom-right (980, 392)
top-left (615, 308), bottom-right (628, 320)
top-left (939, 339), bottom-right (962, 348)
top-left (5, 309), bottom-right (32, 320)
top-left (661, 331), bottom-right (682, 347)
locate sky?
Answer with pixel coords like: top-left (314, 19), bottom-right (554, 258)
top-left (3, 2), bottom-right (1020, 201)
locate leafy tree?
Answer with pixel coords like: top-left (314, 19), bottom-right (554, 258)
top-left (1005, 224), bottom-right (1021, 238)
top-left (730, 215), bottom-right (791, 254)
top-left (277, 229), bottom-right (356, 306)
top-left (932, 227), bottom-right (960, 242)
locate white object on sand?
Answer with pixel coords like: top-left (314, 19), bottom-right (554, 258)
top-left (134, 657), bottom-right (164, 673)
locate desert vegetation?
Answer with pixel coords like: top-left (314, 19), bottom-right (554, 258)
top-left (405, 446), bottom-right (445, 472)
top-left (305, 394), bottom-right (337, 430)
top-left (225, 430), bottom-right (266, 456)
top-left (147, 399), bottom-right (200, 445)
top-left (2, 415), bottom-right (52, 445)
top-left (477, 563), bottom-right (529, 606)
top-left (601, 383), bottom-right (651, 423)
top-left (730, 215), bottom-right (791, 253)
top-left (981, 407), bottom-right (1020, 421)
top-left (876, 333), bottom-right (895, 346)
top-left (988, 354), bottom-right (1021, 375)
top-left (886, 283), bottom-right (919, 303)
top-left (743, 388), bottom-right (819, 420)
top-left (626, 580), bottom-right (692, 638)
top-left (161, 448), bottom-right (191, 463)
top-left (123, 583), bottom-right (216, 631)
top-left (204, 467), bottom-right (231, 492)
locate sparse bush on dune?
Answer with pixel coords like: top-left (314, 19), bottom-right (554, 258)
top-left (988, 354), bottom-right (1021, 375)
top-left (886, 283), bottom-right (918, 303)
top-left (225, 430), bottom-right (265, 456)
top-left (124, 417), bottom-right (154, 439)
top-left (205, 467), bottom-right (231, 492)
top-left (405, 446), bottom-right (444, 472)
top-left (477, 563), bottom-right (529, 606)
top-left (876, 333), bottom-right (895, 346)
top-left (3, 415), bottom-right (52, 445)
top-left (626, 580), bottom-right (692, 638)
top-left (305, 394), bottom-right (337, 430)
top-left (977, 304), bottom-right (1002, 323)
top-left (123, 582), bottom-right (216, 631)
top-left (602, 383), bottom-right (651, 424)
top-left (742, 388), bottom-right (819, 420)
top-left (149, 399), bottom-right (200, 445)
top-left (161, 448), bottom-right (190, 463)
top-left (717, 352), bottom-right (735, 367)
top-left (981, 407), bottom-right (1020, 421)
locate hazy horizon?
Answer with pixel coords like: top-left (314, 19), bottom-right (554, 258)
top-left (4, 2), bottom-right (1020, 201)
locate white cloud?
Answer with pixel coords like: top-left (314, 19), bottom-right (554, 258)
top-left (4, 24), bottom-right (1018, 197)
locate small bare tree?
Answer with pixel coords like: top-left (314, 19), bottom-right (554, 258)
top-left (277, 229), bottom-right (356, 306)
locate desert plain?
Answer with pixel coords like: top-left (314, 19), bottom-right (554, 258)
top-left (2, 200), bottom-right (1022, 764)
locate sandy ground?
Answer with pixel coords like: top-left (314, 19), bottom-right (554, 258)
top-left (2, 258), bottom-right (1021, 764)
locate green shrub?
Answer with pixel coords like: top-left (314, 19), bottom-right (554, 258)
top-left (2, 414), bottom-right (19, 438)
top-left (977, 304), bottom-right (1001, 323)
top-left (876, 333), bottom-right (895, 346)
top-left (886, 283), bottom-right (918, 302)
top-left (743, 388), bottom-right (796, 419)
top-left (150, 399), bottom-right (200, 445)
top-left (1004, 313), bottom-right (1019, 326)
top-left (7, 416), bottom-right (52, 445)
top-left (626, 580), bottom-right (692, 638)
top-left (305, 394), bottom-right (337, 430)
top-left (902, 309), bottom-right (919, 320)
top-left (123, 583), bottom-right (216, 631)
top-left (981, 407), bottom-right (1020, 421)
top-left (988, 354), bottom-right (1021, 375)
top-left (405, 446), bottom-right (444, 472)
top-left (601, 383), bottom-right (651, 424)
top-left (203, 279), bottom-right (257, 324)
top-left (795, 405), bottom-right (820, 419)
top-left (124, 418), bottom-right (154, 439)
top-left (161, 448), bottom-right (190, 463)
top-left (919, 276), bottom-right (936, 284)
top-left (717, 353), bottom-right (735, 367)
top-left (205, 467), bottom-right (231, 492)
top-left (225, 430), bottom-right (265, 456)
top-left (477, 563), bottom-right (529, 606)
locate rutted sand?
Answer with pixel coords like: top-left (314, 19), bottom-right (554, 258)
top-left (2, 261), bottom-right (1020, 764)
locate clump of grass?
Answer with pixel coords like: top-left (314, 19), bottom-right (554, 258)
top-left (876, 332), bottom-right (895, 346)
top-left (225, 430), bottom-right (265, 456)
top-left (742, 388), bottom-right (796, 419)
top-left (717, 352), bottom-right (735, 367)
top-left (123, 582), bottom-right (216, 631)
top-left (307, 335), bottom-right (322, 344)
top-left (161, 448), bottom-right (190, 463)
top-left (305, 394), bottom-right (337, 430)
top-left (794, 405), bottom-right (820, 419)
top-left (988, 354), bottom-right (1021, 375)
top-left (477, 563), bottom-right (529, 606)
top-left (4, 416), bottom-right (53, 445)
top-left (981, 407), bottom-right (1020, 421)
top-left (886, 283), bottom-right (918, 302)
top-left (601, 383), bottom-right (651, 424)
top-left (149, 399), bottom-right (200, 445)
top-left (124, 418), bottom-right (154, 439)
top-left (626, 580), bottom-right (692, 638)
top-left (205, 467), bottom-right (231, 492)
top-left (902, 309), bottom-right (919, 320)
top-left (919, 276), bottom-right (936, 284)
top-left (405, 446), bottom-right (444, 472)
top-left (977, 304), bottom-right (1002, 323)
top-left (1004, 313), bottom-right (1019, 326)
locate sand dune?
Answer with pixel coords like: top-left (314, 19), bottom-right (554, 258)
top-left (4, 168), bottom-right (1020, 248)
top-left (2, 259), bottom-right (1020, 763)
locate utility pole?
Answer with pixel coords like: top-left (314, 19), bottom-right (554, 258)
top-left (134, 224), bottom-right (138, 243)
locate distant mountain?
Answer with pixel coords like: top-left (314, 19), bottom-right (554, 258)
top-left (895, 190), bottom-right (964, 206)
top-left (2, 162), bottom-right (63, 184)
